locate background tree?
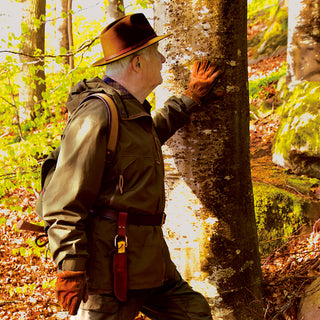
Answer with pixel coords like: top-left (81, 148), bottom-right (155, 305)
top-left (55, 0), bottom-right (74, 69)
top-left (105, 0), bottom-right (125, 24)
top-left (154, 1), bottom-right (263, 319)
top-left (272, 0), bottom-right (320, 178)
top-left (287, 0), bottom-right (320, 86)
top-left (19, 0), bottom-right (46, 120)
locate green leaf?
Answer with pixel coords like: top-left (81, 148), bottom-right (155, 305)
top-left (21, 22), bottom-right (30, 34)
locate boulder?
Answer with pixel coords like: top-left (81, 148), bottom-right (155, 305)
top-left (298, 276), bottom-right (320, 320)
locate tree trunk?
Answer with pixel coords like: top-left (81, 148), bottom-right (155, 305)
top-left (287, 0), bottom-right (320, 86)
top-left (154, 1), bottom-right (263, 319)
top-left (20, 0), bottom-right (46, 120)
top-left (56, 0), bottom-right (74, 70)
top-left (67, 0), bottom-right (74, 69)
top-left (58, 0), bottom-right (68, 65)
top-left (105, 0), bottom-right (125, 24)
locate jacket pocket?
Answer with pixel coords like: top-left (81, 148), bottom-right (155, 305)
top-left (109, 155), bottom-right (137, 204)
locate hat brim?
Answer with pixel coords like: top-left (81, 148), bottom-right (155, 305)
top-left (92, 34), bottom-right (170, 67)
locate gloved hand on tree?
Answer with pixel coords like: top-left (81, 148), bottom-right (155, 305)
top-left (184, 60), bottom-right (223, 105)
top-left (55, 270), bottom-right (88, 315)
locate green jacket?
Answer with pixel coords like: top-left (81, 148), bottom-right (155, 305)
top-left (43, 76), bottom-right (197, 292)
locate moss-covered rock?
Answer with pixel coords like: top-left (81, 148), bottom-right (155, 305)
top-left (272, 82), bottom-right (320, 178)
top-left (253, 182), bottom-right (309, 255)
top-left (249, 6), bottom-right (288, 63)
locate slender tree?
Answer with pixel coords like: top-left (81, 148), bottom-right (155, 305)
top-left (54, 0), bottom-right (74, 70)
top-left (287, 0), bottom-right (320, 86)
top-left (155, 1), bottom-right (263, 319)
top-left (20, 0), bottom-right (46, 120)
top-left (105, 0), bottom-right (125, 24)
top-left (67, 0), bottom-right (74, 69)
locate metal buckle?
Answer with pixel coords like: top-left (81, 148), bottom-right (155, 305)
top-left (35, 234), bottom-right (49, 248)
top-left (114, 234), bottom-right (128, 253)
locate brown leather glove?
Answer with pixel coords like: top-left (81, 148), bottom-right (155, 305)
top-left (56, 270), bottom-right (88, 316)
top-left (184, 60), bottom-right (221, 105)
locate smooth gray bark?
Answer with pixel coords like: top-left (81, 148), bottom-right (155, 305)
top-left (154, 1), bottom-right (263, 319)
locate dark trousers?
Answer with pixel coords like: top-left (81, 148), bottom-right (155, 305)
top-left (70, 275), bottom-right (213, 320)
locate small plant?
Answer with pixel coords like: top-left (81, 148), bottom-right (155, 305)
top-left (249, 63), bottom-right (287, 101)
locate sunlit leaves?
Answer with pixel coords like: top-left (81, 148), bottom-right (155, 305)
top-left (135, 0), bottom-right (150, 9)
top-left (20, 22), bottom-right (30, 35)
top-left (0, 217), bottom-right (7, 225)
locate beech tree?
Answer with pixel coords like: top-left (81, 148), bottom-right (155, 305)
top-left (105, 0), bottom-right (125, 24)
top-left (155, 1), bottom-right (263, 319)
top-left (287, 0), bottom-right (320, 86)
top-left (55, 0), bottom-right (74, 69)
top-left (273, 0), bottom-right (320, 180)
top-left (20, 0), bottom-right (46, 120)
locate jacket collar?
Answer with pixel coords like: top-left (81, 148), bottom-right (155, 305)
top-left (66, 76), bottom-right (152, 119)
top-left (103, 76), bottom-right (132, 97)
top-left (103, 76), bottom-right (152, 118)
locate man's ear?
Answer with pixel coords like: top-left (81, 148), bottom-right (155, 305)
top-left (131, 55), bottom-right (142, 72)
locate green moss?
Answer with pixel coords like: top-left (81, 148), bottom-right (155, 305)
top-left (250, 100), bottom-right (273, 120)
top-left (249, 64), bottom-right (287, 99)
top-left (248, 0), bottom-right (278, 19)
top-left (286, 175), bottom-right (320, 195)
top-left (249, 65), bottom-right (286, 119)
top-left (262, 8), bottom-right (288, 42)
top-left (250, 7), bottom-right (288, 60)
top-left (253, 182), bottom-right (308, 255)
top-left (273, 82), bottom-right (320, 164)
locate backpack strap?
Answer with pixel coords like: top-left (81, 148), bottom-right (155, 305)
top-left (81, 93), bottom-right (119, 163)
top-left (35, 92), bottom-right (119, 220)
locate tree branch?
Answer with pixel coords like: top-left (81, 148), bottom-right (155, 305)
top-left (0, 36), bottom-right (99, 60)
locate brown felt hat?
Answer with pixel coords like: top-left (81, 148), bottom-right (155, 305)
top-left (92, 13), bottom-right (170, 67)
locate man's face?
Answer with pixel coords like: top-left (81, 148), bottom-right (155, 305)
top-left (142, 45), bottom-right (166, 91)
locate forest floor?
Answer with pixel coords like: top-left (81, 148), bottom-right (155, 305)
top-left (1, 37), bottom-right (320, 320)
top-left (249, 53), bottom-right (320, 319)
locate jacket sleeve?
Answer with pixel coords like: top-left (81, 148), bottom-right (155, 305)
top-left (43, 100), bottom-right (109, 271)
top-left (151, 94), bottom-right (198, 145)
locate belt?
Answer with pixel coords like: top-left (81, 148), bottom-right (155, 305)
top-left (98, 208), bottom-right (166, 226)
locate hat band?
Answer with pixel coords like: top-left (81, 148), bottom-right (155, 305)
top-left (103, 34), bottom-right (156, 62)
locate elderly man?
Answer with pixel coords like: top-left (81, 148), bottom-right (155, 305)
top-left (43, 13), bottom-right (220, 320)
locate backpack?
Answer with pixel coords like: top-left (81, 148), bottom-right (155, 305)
top-left (35, 93), bottom-right (119, 225)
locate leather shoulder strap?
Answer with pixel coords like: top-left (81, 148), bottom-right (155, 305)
top-left (82, 93), bottom-right (119, 163)
top-left (95, 93), bottom-right (119, 162)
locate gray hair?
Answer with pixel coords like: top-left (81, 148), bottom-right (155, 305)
top-left (105, 43), bottom-right (158, 78)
